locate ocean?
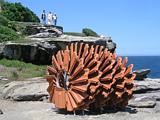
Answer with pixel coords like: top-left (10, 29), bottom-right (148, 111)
top-left (126, 56), bottom-right (160, 78)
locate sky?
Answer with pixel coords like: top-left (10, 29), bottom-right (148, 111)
top-left (8, 0), bottom-right (160, 56)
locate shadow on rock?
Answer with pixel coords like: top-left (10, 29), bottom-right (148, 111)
top-left (0, 109), bottom-right (3, 115)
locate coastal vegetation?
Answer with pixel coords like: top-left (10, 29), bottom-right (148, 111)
top-left (82, 28), bottom-right (99, 37)
top-left (0, 14), bottom-right (9, 26)
top-left (0, 1), bottom-right (46, 80)
top-left (0, 0), bottom-right (40, 42)
top-left (0, 58), bottom-right (46, 80)
top-left (0, 24), bottom-right (19, 42)
top-left (0, 1), bottom-right (40, 22)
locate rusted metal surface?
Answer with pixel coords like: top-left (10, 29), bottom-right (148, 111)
top-left (46, 42), bottom-right (136, 112)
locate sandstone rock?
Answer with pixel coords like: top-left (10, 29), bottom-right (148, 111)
top-left (134, 78), bottom-right (160, 93)
top-left (0, 76), bottom-right (8, 81)
top-left (1, 37), bottom-right (116, 64)
top-left (1, 78), bottom-right (160, 119)
top-left (1, 100), bottom-right (160, 119)
top-left (26, 25), bottom-right (63, 37)
top-left (2, 78), bottom-right (49, 101)
top-left (2, 42), bottom-right (59, 64)
top-left (132, 78), bottom-right (160, 109)
top-left (134, 69), bottom-right (151, 80)
top-left (129, 100), bottom-right (156, 108)
top-left (133, 91), bottom-right (160, 102)
top-left (28, 32), bottom-right (58, 38)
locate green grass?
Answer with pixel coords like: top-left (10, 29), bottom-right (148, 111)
top-left (0, 59), bottom-right (46, 80)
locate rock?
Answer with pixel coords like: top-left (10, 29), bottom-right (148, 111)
top-left (0, 109), bottom-right (3, 114)
top-left (134, 78), bottom-right (160, 93)
top-left (133, 91), bottom-right (160, 102)
top-left (26, 24), bottom-right (63, 37)
top-left (2, 78), bottom-right (49, 101)
top-left (129, 100), bottom-right (156, 108)
top-left (95, 38), bottom-right (116, 53)
top-left (2, 42), bottom-right (59, 64)
top-left (133, 69), bottom-right (151, 80)
top-left (1, 100), bottom-right (160, 120)
top-left (28, 32), bottom-right (58, 38)
top-left (0, 43), bottom-right (5, 59)
top-left (129, 78), bottom-right (160, 108)
top-left (1, 36), bottom-right (116, 65)
top-left (0, 76), bottom-right (8, 81)
top-left (48, 36), bottom-right (116, 53)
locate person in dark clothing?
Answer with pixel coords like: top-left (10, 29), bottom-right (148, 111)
top-left (41, 10), bottom-right (46, 25)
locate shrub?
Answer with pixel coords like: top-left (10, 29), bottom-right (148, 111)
top-left (0, 2), bottom-right (40, 22)
top-left (82, 28), bottom-right (99, 37)
top-left (0, 25), bottom-right (19, 42)
top-left (0, 14), bottom-right (9, 26)
top-left (7, 21), bottom-right (26, 34)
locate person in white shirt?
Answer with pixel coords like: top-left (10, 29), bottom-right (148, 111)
top-left (47, 12), bottom-right (53, 25)
top-left (52, 13), bottom-right (57, 26)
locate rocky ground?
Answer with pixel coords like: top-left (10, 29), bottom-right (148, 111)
top-left (1, 77), bottom-right (160, 120)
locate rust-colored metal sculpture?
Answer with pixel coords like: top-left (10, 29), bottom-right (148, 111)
top-left (46, 42), bottom-right (136, 112)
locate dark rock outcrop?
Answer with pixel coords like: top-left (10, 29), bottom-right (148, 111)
top-left (134, 69), bottom-right (151, 80)
top-left (94, 38), bottom-right (116, 53)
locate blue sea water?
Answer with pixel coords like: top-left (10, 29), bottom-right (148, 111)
top-left (126, 56), bottom-right (160, 78)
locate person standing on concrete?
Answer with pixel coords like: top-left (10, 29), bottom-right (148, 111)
top-left (41, 10), bottom-right (46, 25)
top-left (47, 12), bottom-right (53, 25)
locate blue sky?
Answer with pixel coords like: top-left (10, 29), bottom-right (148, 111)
top-left (8, 0), bottom-right (160, 56)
